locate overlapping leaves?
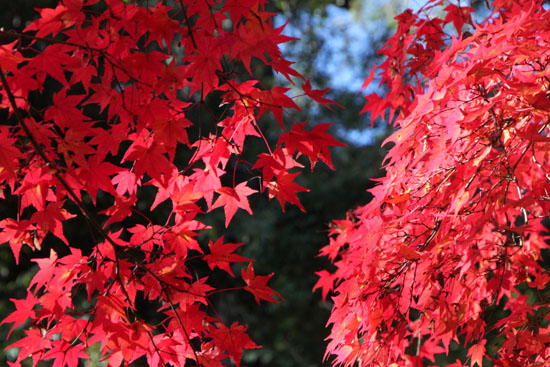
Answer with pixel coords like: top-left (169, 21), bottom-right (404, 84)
top-left (318, 0), bottom-right (550, 366)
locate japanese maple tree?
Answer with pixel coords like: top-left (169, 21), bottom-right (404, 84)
top-left (317, 0), bottom-right (550, 366)
top-left (0, 0), bottom-right (343, 366)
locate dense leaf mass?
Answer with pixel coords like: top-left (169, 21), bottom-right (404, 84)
top-left (0, 0), bottom-right (342, 366)
top-left (318, 0), bottom-right (550, 366)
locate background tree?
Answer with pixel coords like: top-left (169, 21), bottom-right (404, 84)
top-left (217, 1), bottom-right (404, 365)
top-left (318, 0), bottom-right (550, 366)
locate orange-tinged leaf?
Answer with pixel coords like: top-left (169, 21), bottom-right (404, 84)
top-left (468, 340), bottom-right (486, 367)
top-left (399, 245), bottom-right (421, 261)
top-left (385, 192), bottom-right (410, 204)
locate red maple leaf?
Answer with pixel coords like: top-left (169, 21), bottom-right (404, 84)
top-left (162, 221), bottom-right (205, 259)
top-left (313, 270), bottom-right (336, 302)
top-left (74, 154), bottom-right (122, 201)
top-left (138, 3), bottom-right (180, 51)
top-left (278, 121), bottom-right (345, 169)
top-left (241, 262), bottom-right (282, 304)
top-left (0, 219), bottom-right (35, 264)
top-left (99, 194), bottom-right (137, 227)
top-left (15, 167), bottom-right (56, 212)
top-left (112, 170), bottom-right (141, 197)
top-left (151, 114), bottom-right (191, 154)
top-left (31, 201), bottom-right (75, 246)
top-left (252, 86), bottom-right (302, 128)
top-left (468, 340), bottom-right (486, 367)
top-left (360, 62), bottom-right (376, 92)
top-left (360, 92), bottom-right (389, 125)
top-left (253, 147), bottom-right (304, 184)
top-left (6, 328), bottom-right (52, 366)
top-left (209, 322), bottom-right (260, 366)
top-left (43, 340), bottom-right (87, 367)
top-left (211, 182), bottom-right (256, 227)
top-left (123, 130), bottom-right (176, 182)
top-left (302, 81), bottom-right (343, 111)
top-left (44, 91), bottom-right (86, 129)
top-left (0, 129), bottom-right (23, 184)
top-left (267, 171), bottom-right (309, 212)
top-left (204, 237), bottom-right (251, 277)
top-left (1, 293), bottom-right (38, 338)
top-left (185, 35), bottom-right (222, 97)
top-left (28, 249), bottom-right (58, 293)
top-left (444, 3), bottom-right (473, 34)
top-left (0, 42), bottom-right (27, 73)
top-left (25, 3), bottom-right (83, 37)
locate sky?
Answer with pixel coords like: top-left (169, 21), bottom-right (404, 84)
top-left (273, 0), bottom-right (409, 145)
top-left (272, 0), bottom-right (488, 145)
top-left (275, 1), bottom-right (404, 91)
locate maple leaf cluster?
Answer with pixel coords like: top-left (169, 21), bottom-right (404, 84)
top-left (317, 0), bottom-right (550, 366)
top-left (0, 0), bottom-right (342, 366)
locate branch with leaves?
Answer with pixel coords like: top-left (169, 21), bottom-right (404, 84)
top-left (0, 1), bottom-right (343, 366)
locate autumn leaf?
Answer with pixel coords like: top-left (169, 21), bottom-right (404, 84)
top-left (31, 201), bottom-right (75, 246)
top-left (99, 195), bottom-right (137, 227)
top-left (211, 182), bottom-right (256, 227)
top-left (278, 121), bottom-right (346, 169)
top-left (204, 237), bottom-right (251, 277)
top-left (468, 340), bottom-right (486, 367)
top-left (253, 147), bottom-right (304, 184)
top-left (302, 81), bottom-right (344, 111)
top-left (360, 92), bottom-right (389, 126)
top-left (0, 219), bottom-right (35, 264)
top-left (398, 245), bottom-right (421, 261)
top-left (185, 35), bottom-right (222, 97)
top-left (0, 129), bottom-right (23, 185)
top-left (25, 3), bottom-right (83, 37)
top-left (360, 62), bottom-right (376, 92)
top-left (313, 270), bottom-right (336, 302)
top-left (6, 328), bottom-right (52, 366)
top-left (0, 293), bottom-right (38, 338)
top-left (241, 263), bottom-right (282, 304)
top-left (209, 322), bottom-right (260, 366)
top-left (43, 340), bottom-right (87, 367)
top-left (28, 249), bottom-right (58, 293)
top-left (138, 3), bottom-right (180, 51)
top-left (444, 4), bottom-right (473, 34)
top-left (267, 171), bottom-right (309, 212)
top-left (122, 130), bottom-right (176, 182)
top-left (14, 167), bottom-right (55, 212)
top-left (0, 42), bottom-right (27, 73)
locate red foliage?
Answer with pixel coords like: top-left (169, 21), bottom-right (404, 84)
top-left (0, 1), bottom-right (341, 366)
top-left (317, 0), bottom-right (550, 366)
